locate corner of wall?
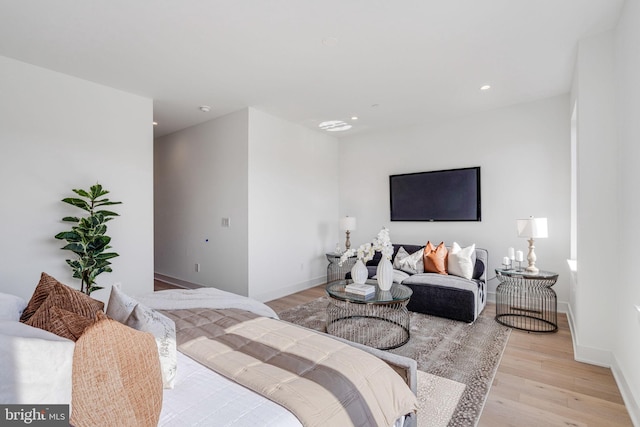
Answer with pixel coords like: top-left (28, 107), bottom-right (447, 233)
top-left (566, 304), bottom-right (612, 368)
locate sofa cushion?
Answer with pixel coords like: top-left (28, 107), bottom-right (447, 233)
top-left (393, 246), bottom-right (425, 274)
top-left (423, 241), bottom-right (448, 274)
top-left (448, 242), bottom-right (476, 280)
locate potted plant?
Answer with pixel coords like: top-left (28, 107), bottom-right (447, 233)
top-left (54, 184), bottom-right (121, 295)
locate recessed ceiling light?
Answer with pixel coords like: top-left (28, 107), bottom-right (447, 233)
top-left (351, 116), bottom-right (358, 120)
top-left (199, 105), bottom-right (211, 112)
top-left (480, 85), bottom-right (491, 91)
top-left (319, 120), bottom-right (352, 132)
top-left (152, 121), bottom-right (158, 126)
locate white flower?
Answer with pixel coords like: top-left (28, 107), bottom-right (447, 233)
top-left (338, 227), bottom-right (393, 265)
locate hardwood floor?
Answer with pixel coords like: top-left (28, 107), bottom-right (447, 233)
top-left (155, 281), bottom-right (633, 426)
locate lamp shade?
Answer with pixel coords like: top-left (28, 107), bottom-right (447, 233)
top-left (517, 217), bottom-right (548, 238)
top-left (340, 216), bottom-right (356, 231)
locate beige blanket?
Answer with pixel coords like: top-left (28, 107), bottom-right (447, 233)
top-left (163, 308), bottom-right (417, 427)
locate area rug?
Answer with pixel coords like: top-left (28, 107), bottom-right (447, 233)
top-left (277, 297), bottom-right (510, 427)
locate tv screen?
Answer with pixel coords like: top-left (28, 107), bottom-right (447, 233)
top-left (389, 167), bottom-right (481, 221)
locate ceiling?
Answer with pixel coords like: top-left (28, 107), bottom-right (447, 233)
top-left (0, 1), bottom-right (624, 138)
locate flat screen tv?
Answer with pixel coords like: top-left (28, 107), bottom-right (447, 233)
top-left (389, 167), bottom-right (481, 221)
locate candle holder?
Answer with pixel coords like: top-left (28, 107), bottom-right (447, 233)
top-left (502, 259), bottom-right (511, 270)
top-left (516, 260), bottom-right (523, 271)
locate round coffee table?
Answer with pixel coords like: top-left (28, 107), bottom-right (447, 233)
top-left (325, 279), bottom-right (412, 350)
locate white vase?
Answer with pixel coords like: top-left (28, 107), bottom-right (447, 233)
top-left (376, 257), bottom-right (394, 291)
top-left (351, 259), bottom-right (368, 284)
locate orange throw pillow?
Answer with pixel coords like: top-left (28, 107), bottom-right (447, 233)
top-left (423, 241), bottom-right (448, 275)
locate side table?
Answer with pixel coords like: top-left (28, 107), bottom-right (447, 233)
top-left (495, 268), bottom-right (559, 333)
top-left (326, 253), bottom-right (356, 283)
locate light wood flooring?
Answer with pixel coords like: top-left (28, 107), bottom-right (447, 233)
top-left (155, 281), bottom-right (633, 426)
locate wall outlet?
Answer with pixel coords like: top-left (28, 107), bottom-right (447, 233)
top-left (195, 263), bottom-right (200, 272)
top-left (221, 217), bottom-right (230, 228)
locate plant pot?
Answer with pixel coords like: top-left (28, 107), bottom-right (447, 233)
top-left (351, 259), bottom-right (368, 285)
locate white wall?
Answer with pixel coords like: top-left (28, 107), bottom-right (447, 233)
top-left (570, 31), bottom-right (617, 363)
top-left (339, 95), bottom-right (571, 304)
top-left (247, 108), bottom-right (340, 301)
top-left (614, 0), bottom-right (640, 421)
top-left (0, 56), bottom-right (154, 302)
top-left (154, 109), bottom-right (249, 295)
top-left (154, 107), bottom-right (340, 301)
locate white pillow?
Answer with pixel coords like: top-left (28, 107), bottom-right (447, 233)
top-left (106, 284), bottom-right (177, 389)
top-left (0, 320), bottom-right (74, 404)
top-left (448, 242), bottom-right (476, 280)
top-left (393, 246), bottom-right (424, 274)
top-left (0, 293), bottom-right (27, 321)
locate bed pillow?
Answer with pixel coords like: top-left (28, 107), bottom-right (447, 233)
top-left (71, 312), bottom-right (162, 427)
top-left (24, 280), bottom-right (104, 337)
top-left (20, 272), bottom-right (60, 322)
top-left (27, 306), bottom-right (95, 341)
top-left (0, 320), bottom-right (74, 404)
top-left (448, 242), bottom-right (476, 280)
top-left (106, 284), bottom-right (177, 389)
top-left (0, 293), bottom-right (27, 321)
top-left (423, 241), bottom-right (448, 275)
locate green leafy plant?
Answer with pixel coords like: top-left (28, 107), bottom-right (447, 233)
top-left (54, 184), bottom-right (122, 295)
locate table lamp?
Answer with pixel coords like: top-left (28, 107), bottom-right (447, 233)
top-left (339, 216), bottom-right (356, 251)
top-left (516, 217), bottom-right (548, 274)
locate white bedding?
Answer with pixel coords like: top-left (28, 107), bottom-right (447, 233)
top-left (144, 287), bottom-right (406, 427)
top-left (160, 352), bottom-right (302, 427)
top-left (137, 287), bottom-right (278, 319)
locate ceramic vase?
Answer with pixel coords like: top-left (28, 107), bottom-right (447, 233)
top-left (351, 259), bottom-right (368, 284)
top-left (376, 257), bottom-right (394, 291)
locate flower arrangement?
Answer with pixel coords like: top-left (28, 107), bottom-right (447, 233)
top-left (339, 227), bottom-right (393, 266)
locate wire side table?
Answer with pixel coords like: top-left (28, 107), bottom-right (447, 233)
top-left (326, 253), bottom-right (356, 283)
top-left (325, 280), bottom-right (412, 350)
top-left (495, 269), bottom-right (558, 333)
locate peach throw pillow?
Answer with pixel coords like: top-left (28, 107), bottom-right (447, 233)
top-left (423, 241), bottom-right (448, 275)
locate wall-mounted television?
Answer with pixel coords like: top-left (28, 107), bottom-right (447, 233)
top-left (389, 167), bottom-right (481, 221)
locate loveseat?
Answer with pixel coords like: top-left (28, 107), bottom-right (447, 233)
top-left (362, 244), bottom-right (488, 323)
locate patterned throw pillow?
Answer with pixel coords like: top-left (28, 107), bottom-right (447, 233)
top-left (27, 306), bottom-right (96, 341)
top-left (393, 246), bottom-right (425, 274)
top-left (71, 312), bottom-right (162, 427)
top-left (20, 272), bottom-right (62, 323)
top-left (423, 241), bottom-right (449, 275)
top-left (106, 284), bottom-right (177, 389)
top-left (23, 275), bottom-right (104, 342)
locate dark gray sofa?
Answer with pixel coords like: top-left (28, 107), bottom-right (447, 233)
top-left (363, 244), bottom-right (488, 323)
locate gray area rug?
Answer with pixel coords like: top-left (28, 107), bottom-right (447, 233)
top-left (278, 297), bottom-right (510, 427)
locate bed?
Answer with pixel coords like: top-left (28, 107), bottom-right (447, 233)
top-left (1, 282), bottom-right (418, 427)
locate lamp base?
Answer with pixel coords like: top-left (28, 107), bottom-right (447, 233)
top-left (526, 238), bottom-right (539, 274)
top-left (345, 230), bottom-right (351, 251)
top-left (525, 265), bottom-right (539, 274)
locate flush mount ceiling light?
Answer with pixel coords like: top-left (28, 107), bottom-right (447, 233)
top-left (351, 116), bottom-right (358, 120)
top-left (480, 85), bottom-right (491, 91)
top-left (199, 105), bottom-right (211, 112)
top-left (318, 120), bottom-right (352, 132)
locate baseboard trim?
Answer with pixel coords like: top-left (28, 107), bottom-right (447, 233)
top-left (154, 273), bottom-right (204, 290)
top-left (251, 276), bottom-right (326, 303)
top-left (566, 304), bottom-right (611, 367)
top-left (610, 356), bottom-right (640, 427)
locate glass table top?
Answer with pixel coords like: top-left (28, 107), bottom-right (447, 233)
top-left (326, 279), bottom-right (412, 304)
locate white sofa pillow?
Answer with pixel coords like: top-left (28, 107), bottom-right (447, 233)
top-left (0, 320), bottom-right (74, 404)
top-left (448, 242), bottom-right (476, 280)
top-left (0, 293), bottom-right (27, 321)
top-left (106, 284), bottom-right (177, 389)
